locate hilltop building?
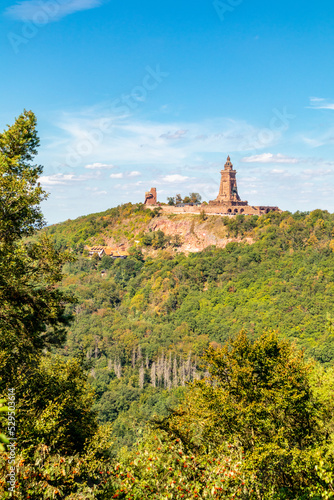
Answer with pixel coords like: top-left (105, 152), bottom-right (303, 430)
top-left (144, 156), bottom-right (281, 216)
top-left (87, 246), bottom-right (129, 259)
top-left (208, 156), bottom-right (280, 215)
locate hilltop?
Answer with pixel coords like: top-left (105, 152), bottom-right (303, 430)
top-left (45, 202), bottom-right (256, 254)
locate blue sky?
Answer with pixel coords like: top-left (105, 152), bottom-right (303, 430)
top-left (1, 0), bottom-right (334, 223)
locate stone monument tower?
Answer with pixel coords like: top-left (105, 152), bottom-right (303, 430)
top-left (215, 156), bottom-right (241, 203)
top-left (208, 155), bottom-right (280, 215)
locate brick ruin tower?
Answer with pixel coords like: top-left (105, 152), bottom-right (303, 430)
top-left (144, 187), bottom-right (157, 205)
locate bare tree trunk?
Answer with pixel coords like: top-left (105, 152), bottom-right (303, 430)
top-left (164, 352), bottom-right (172, 390)
top-left (173, 357), bottom-right (178, 387)
top-left (185, 352), bottom-right (192, 382)
top-left (179, 357), bottom-right (186, 387)
top-left (151, 362), bottom-right (156, 387)
top-left (139, 362), bottom-right (144, 389)
top-left (131, 347), bottom-right (136, 368)
top-left (114, 358), bottom-right (122, 379)
top-left (192, 363), bottom-right (200, 381)
top-left (157, 353), bottom-right (164, 387)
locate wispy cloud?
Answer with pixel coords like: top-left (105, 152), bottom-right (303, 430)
top-left (109, 171), bottom-right (141, 179)
top-left (160, 130), bottom-right (188, 140)
top-left (309, 97), bottom-right (334, 110)
top-left (301, 129), bottom-right (334, 148)
top-left (39, 172), bottom-right (91, 186)
top-left (86, 186), bottom-right (108, 195)
top-left (162, 174), bottom-right (189, 183)
top-left (301, 168), bottom-right (333, 178)
top-left (241, 153), bottom-right (300, 164)
top-left (84, 162), bottom-right (116, 170)
top-left (46, 107), bottom-right (284, 171)
top-left (5, 0), bottom-right (105, 23)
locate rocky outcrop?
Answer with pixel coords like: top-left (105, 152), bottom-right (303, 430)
top-left (148, 215), bottom-right (253, 254)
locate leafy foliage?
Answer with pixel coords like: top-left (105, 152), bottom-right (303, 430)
top-left (100, 332), bottom-right (334, 500)
top-left (155, 332), bottom-right (334, 498)
top-left (108, 431), bottom-right (246, 499)
top-left (0, 112), bottom-right (112, 499)
top-left (104, 333), bottom-right (334, 499)
top-left (0, 110), bottom-right (46, 242)
top-left (0, 111), bottom-right (75, 388)
top-left (46, 208), bottom-right (334, 447)
top-left (2, 111), bottom-right (334, 498)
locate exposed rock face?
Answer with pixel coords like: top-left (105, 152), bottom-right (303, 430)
top-left (148, 216), bottom-right (253, 254)
top-left (103, 214), bottom-right (253, 255)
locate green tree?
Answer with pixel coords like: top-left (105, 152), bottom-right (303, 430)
top-left (157, 332), bottom-right (334, 498)
top-left (0, 110), bottom-right (46, 242)
top-left (0, 112), bottom-right (113, 498)
top-left (0, 111), bottom-right (74, 388)
top-left (128, 245), bottom-right (144, 261)
top-left (189, 192), bottom-right (202, 204)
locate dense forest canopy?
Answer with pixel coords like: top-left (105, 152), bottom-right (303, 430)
top-left (42, 205), bottom-right (334, 445)
top-left (1, 112), bottom-right (334, 499)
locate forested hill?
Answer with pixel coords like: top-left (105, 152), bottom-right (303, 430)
top-left (44, 205), bottom-right (334, 447)
top-left (45, 202), bottom-right (256, 254)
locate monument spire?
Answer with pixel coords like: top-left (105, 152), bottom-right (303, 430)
top-left (224, 155), bottom-right (233, 171)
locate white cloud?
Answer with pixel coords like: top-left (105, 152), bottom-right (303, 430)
top-left (39, 173), bottom-right (89, 186)
top-left (162, 174), bottom-right (189, 183)
top-left (5, 0), bottom-right (104, 23)
top-left (110, 173), bottom-right (123, 179)
top-left (127, 170), bottom-right (141, 177)
top-left (84, 162), bottom-right (116, 170)
top-left (309, 97), bottom-right (334, 110)
top-left (241, 153), bottom-right (300, 164)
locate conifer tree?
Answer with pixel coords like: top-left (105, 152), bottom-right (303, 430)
top-left (0, 110), bottom-right (73, 387)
